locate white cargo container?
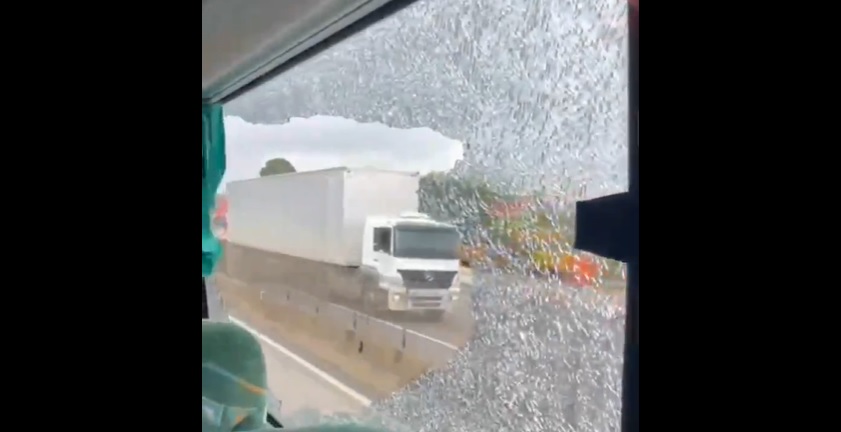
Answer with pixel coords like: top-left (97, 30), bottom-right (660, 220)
top-left (227, 167), bottom-right (420, 265)
top-left (225, 167), bottom-right (462, 321)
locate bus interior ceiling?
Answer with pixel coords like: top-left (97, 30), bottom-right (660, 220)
top-left (202, 0), bottom-right (419, 104)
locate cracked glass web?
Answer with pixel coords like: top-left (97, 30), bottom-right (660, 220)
top-left (224, 0), bottom-right (630, 430)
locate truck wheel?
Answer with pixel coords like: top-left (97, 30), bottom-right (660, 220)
top-left (422, 310), bottom-right (446, 322)
top-left (361, 287), bottom-right (377, 314)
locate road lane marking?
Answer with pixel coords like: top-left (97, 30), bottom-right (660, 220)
top-left (228, 315), bottom-right (373, 407)
top-left (406, 329), bottom-right (459, 351)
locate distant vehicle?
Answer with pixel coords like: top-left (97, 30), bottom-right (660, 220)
top-left (225, 167), bottom-right (462, 321)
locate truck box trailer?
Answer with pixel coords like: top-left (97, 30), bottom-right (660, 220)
top-left (225, 167), bottom-right (462, 320)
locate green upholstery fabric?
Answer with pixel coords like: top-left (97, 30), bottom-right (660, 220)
top-left (203, 103), bottom-right (226, 277)
top-left (202, 321), bottom-right (269, 432)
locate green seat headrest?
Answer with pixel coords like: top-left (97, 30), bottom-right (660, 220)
top-left (202, 321), bottom-right (268, 432)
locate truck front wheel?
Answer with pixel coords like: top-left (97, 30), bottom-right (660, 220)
top-left (361, 286), bottom-right (378, 314)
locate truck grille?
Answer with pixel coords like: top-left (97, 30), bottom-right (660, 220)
top-left (398, 270), bottom-right (457, 289)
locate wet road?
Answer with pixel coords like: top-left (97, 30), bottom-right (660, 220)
top-left (261, 337), bottom-right (365, 416)
top-left (229, 316), bottom-right (369, 420)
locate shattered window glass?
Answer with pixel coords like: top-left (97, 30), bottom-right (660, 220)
top-left (215, 0), bottom-right (629, 430)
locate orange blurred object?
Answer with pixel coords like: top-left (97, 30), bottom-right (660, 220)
top-left (212, 195), bottom-right (229, 240)
top-left (562, 254), bottom-right (599, 286)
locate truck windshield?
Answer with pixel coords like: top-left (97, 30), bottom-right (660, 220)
top-left (393, 226), bottom-right (460, 260)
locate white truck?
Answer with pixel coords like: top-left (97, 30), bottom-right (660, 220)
top-left (225, 167), bottom-right (462, 321)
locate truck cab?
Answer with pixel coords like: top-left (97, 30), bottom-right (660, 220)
top-left (360, 212), bottom-right (462, 318)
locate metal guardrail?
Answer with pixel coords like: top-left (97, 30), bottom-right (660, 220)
top-left (220, 275), bottom-right (460, 367)
top-left (270, 284), bottom-right (457, 354)
top-left (216, 262), bottom-right (623, 376)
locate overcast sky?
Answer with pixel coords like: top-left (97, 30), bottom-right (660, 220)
top-left (222, 115), bottom-right (464, 187)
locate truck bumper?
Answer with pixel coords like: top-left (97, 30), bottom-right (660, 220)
top-left (384, 289), bottom-right (457, 311)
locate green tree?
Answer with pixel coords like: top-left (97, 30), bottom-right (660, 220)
top-left (419, 172), bottom-right (500, 239)
top-left (259, 158), bottom-right (296, 177)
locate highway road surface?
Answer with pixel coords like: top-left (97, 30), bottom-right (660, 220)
top-left (230, 316), bottom-right (370, 423)
top-left (221, 267), bottom-right (624, 352)
top-left (215, 269), bottom-right (625, 426)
